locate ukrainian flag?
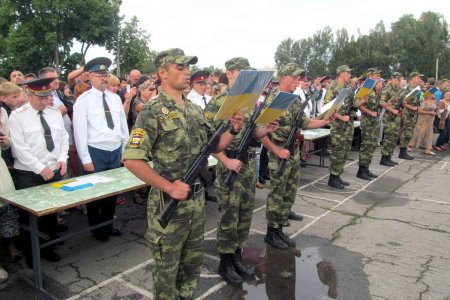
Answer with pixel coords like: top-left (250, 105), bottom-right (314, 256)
top-left (214, 70), bottom-right (273, 120)
top-left (256, 92), bottom-right (297, 124)
top-left (355, 78), bottom-right (376, 99)
top-left (423, 86), bottom-right (437, 99)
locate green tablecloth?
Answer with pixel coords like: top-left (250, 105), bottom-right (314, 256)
top-left (302, 128), bottom-right (331, 140)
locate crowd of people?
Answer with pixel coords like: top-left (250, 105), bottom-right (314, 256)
top-left (0, 49), bottom-right (449, 300)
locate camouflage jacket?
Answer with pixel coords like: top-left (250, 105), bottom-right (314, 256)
top-left (380, 82), bottom-right (401, 107)
top-left (122, 92), bottom-right (212, 181)
top-left (325, 80), bottom-right (356, 117)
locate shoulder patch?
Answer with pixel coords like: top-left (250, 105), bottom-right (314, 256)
top-left (129, 128), bottom-right (147, 148)
top-left (204, 111), bottom-right (215, 122)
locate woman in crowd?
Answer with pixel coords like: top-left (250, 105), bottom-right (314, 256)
top-left (435, 91), bottom-right (450, 151)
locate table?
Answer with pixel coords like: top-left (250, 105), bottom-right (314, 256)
top-left (302, 128), bottom-right (331, 167)
top-left (0, 157), bottom-right (217, 293)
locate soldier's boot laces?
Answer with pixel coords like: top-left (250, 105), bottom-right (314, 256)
top-left (265, 227), bottom-right (288, 250)
top-left (232, 248), bottom-right (255, 278)
top-left (218, 253), bottom-right (243, 287)
top-left (399, 147), bottom-right (414, 160)
top-left (337, 176), bottom-right (350, 186)
top-left (328, 174), bottom-right (345, 189)
top-left (366, 168), bottom-right (378, 178)
top-left (380, 156), bottom-right (395, 167)
top-left (356, 166), bottom-right (372, 180)
top-left (276, 227), bottom-right (296, 247)
top-left (388, 156), bottom-right (399, 165)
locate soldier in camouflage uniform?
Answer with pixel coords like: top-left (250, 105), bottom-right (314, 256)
top-left (326, 65), bottom-right (356, 189)
top-left (379, 72), bottom-right (404, 166)
top-left (122, 48), bottom-right (244, 300)
top-left (204, 57), bottom-right (277, 287)
top-left (398, 72), bottom-right (423, 160)
top-left (355, 68), bottom-right (383, 180)
top-left (262, 63), bottom-right (330, 250)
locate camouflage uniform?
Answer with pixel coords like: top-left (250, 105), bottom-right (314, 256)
top-left (327, 80), bottom-right (356, 176)
top-left (122, 92), bottom-right (211, 300)
top-left (380, 82), bottom-right (402, 157)
top-left (265, 86), bottom-right (310, 228)
top-left (399, 84), bottom-right (420, 147)
top-left (204, 92), bottom-right (256, 254)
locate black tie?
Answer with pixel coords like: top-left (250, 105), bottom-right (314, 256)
top-left (38, 111), bottom-right (55, 152)
top-left (103, 93), bottom-right (114, 129)
top-left (202, 96), bottom-right (207, 108)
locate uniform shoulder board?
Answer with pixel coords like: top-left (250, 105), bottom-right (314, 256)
top-left (15, 105), bottom-right (29, 113)
top-left (46, 105), bottom-right (58, 111)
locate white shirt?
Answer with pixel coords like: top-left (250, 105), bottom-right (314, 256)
top-left (294, 88), bottom-right (312, 118)
top-left (73, 87), bottom-right (129, 165)
top-left (187, 89), bottom-right (211, 110)
top-left (9, 103), bottom-right (69, 174)
top-left (52, 91), bottom-right (74, 145)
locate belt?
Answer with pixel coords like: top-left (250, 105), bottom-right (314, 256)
top-left (225, 149), bottom-right (256, 161)
top-left (191, 178), bottom-right (204, 194)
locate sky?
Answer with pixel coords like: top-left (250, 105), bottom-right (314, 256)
top-left (81, 0), bottom-right (449, 71)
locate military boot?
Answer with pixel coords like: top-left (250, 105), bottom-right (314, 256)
top-left (337, 176), bottom-right (350, 186)
top-left (232, 248), bottom-right (255, 278)
top-left (388, 156), bottom-right (399, 165)
top-left (264, 227), bottom-right (288, 249)
top-left (366, 168), bottom-right (378, 178)
top-left (218, 253), bottom-right (242, 287)
top-left (276, 227), bottom-right (296, 247)
top-left (380, 156), bottom-right (395, 167)
top-left (399, 147), bottom-right (414, 160)
top-left (328, 174), bottom-right (345, 189)
top-left (356, 166), bottom-right (372, 180)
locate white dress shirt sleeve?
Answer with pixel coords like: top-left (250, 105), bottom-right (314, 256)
top-left (9, 113), bottom-right (46, 174)
top-left (57, 113), bottom-right (70, 163)
top-left (119, 104), bottom-right (129, 151)
top-left (73, 98), bottom-right (92, 165)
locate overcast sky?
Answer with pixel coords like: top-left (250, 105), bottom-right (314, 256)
top-left (82, 0), bottom-right (449, 71)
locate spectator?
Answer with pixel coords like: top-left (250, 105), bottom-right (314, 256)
top-left (119, 69), bottom-right (141, 102)
top-left (131, 80), bottom-right (157, 127)
top-left (187, 70), bottom-right (211, 109)
top-left (9, 70), bottom-right (25, 84)
top-left (107, 74), bottom-right (121, 95)
top-left (435, 91), bottom-right (450, 151)
top-left (67, 66), bottom-right (90, 93)
top-left (24, 73), bottom-right (37, 81)
top-left (73, 82), bottom-right (90, 101)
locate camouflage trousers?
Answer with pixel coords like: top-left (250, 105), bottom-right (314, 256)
top-left (266, 145), bottom-right (300, 228)
top-left (399, 110), bottom-right (418, 147)
top-left (359, 114), bottom-right (380, 167)
top-left (215, 157), bottom-right (256, 254)
top-left (381, 113), bottom-right (401, 156)
top-left (146, 186), bottom-right (205, 300)
top-left (330, 120), bottom-right (354, 176)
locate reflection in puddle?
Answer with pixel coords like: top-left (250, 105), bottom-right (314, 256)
top-left (241, 246), bottom-right (337, 300)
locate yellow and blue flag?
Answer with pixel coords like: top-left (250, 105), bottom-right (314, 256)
top-left (355, 78), bottom-right (376, 99)
top-left (404, 86), bottom-right (421, 101)
top-left (214, 70), bottom-right (273, 120)
top-left (256, 92), bottom-right (297, 124)
top-left (423, 86), bottom-right (437, 99)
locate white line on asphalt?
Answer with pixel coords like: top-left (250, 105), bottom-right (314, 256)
top-left (250, 228), bottom-right (266, 235)
top-left (195, 282), bottom-right (228, 300)
top-left (116, 278), bottom-right (153, 299)
top-left (200, 274), bottom-right (222, 278)
top-left (65, 259), bottom-right (154, 300)
top-left (298, 194), bottom-right (341, 203)
top-left (300, 213), bottom-right (320, 219)
top-left (203, 253), bottom-right (220, 262)
top-left (253, 205), bottom-right (267, 213)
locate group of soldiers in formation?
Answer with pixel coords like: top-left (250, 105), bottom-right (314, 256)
top-left (120, 48), bottom-right (431, 299)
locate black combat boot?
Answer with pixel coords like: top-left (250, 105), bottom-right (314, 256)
top-left (288, 211), bottom-right (304, 221)
top-left (388, 156), bottom-right (398, 165)
top-left (264, 227), bottom-right (288, 249)
top-left (356, 166), bottom-right (372, 180)
top-left (380, 156), bottom-right (395, 167)
top-left (218, 253), bottom-right (243, 286)
top-left (366, 168), bottom-right (378, 178)
top-left (399, 147), bottom-right (414, 160)
top-left (276, 227), bottom-right (296, 247)
top-left (231, 248), bottom-right (255, 278)
top-left (337, 176), bottom-right (350, 186)
top-left (328, 174), bottom-right (345, 189)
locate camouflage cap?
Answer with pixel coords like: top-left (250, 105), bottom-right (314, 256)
top-left (336, 65), bottom-right (352, 74)
top-left (391, 72), bottom-right (403, 79)
top-left (154, 48), bottom-right (198, 68)
top-left (225, 57), bottom-right (253, 71)
top-left (278, 63), bottom-right (305, 77)
top-left (409, 71), bottom-right (423, 78)
top-left (367, 67), bottom-right (382, 75)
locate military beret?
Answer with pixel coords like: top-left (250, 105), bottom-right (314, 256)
top-left (22, 77), bottom-right (56, 97)
top-left (320, 76), bottom-right (331, 83)
top-left (190, 70), bottom-right (211, 83)
top-left (409, 71), bottom-right (423, 78)
top-left (367, 67), bottom-right (382, 75)
top-left (84, 57), bottom-right (112, 73)
top-left (155, 48), bottom-right (198, 68)
top-left (391, 72), bottom-right (403, 79)
top-left (225, 57), bottom-right (253, 71)
top-left (336, 65), bottom-right (352, 74)
top-left (278, 63), bottom-right (305, 77)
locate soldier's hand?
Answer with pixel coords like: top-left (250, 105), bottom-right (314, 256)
top-left (230, 110), bottom-right (244, 132)
top-left (371, 111), bottom-right (378, 118)
top-left (276, 148), bottom-right (290, 160)
top-left (341, 115), bottom-right (350, 123)
top-left (83, 163), bottom-right (95, 173)
top-left (265, 120), bottom-right (279, 133)
top-left (168, 180), bottom-right (190, 201)
top-left (40, 166), bottom-right (54, 181)
top-left (392, 109), bottom-right (399, 115)
top-left (225, 158), bottom-right (242, 173)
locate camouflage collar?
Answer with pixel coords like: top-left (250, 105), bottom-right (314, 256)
top-left (159, 92), bottom-right (188, 108)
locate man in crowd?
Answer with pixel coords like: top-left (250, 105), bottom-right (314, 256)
top-left (187, 70), bottom-right (211, 109)
top-left (9, 70), bottom-right (25, 84)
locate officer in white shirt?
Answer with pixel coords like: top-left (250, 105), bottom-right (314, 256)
top-left (73, 57), bottom-right (129, 241)
top-left (187, 70), bottom-right (211, 109)
top-left (9, 77), bottom-right (69, 266)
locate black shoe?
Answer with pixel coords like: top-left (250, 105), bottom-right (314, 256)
top-left (366, 168), bottom-right (378, 178)
top-left (264, 227), bottom-right (288, 249)
top-left (328, 174), bottom-right (345, 189)
top-left (356, 166), bottom-right (372, 180)
top-left (232, 249), bottom-right (255, 278)
top-left (258, 177), bottom-right (266, 184)
top-left (300, 159), bottom-right (307, 168)
top-left (218, 253), bottom-right (243, 286)
top-left (288, 211), bottom-right (304, 221)
top-left (276, 227), bottom-right (296, 247)
top-left (388, 157), bottom-right (398, 165)
top-left (108, 228), bottom-right (122, 236)
top-left (337, 176), bottom-right (350, 186)
top-left (399, 147), bottom-right (414, 160)
top-left (262, 174), bottom-right (270, 181)
top-left (41, 250), bottom-right (61, 262)
top-left (380, 156), bottom-right (395, 167)
top-left (93, 232), bottom-right (109, 242)
top-left (56, 223), bottom-right (69, 232)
